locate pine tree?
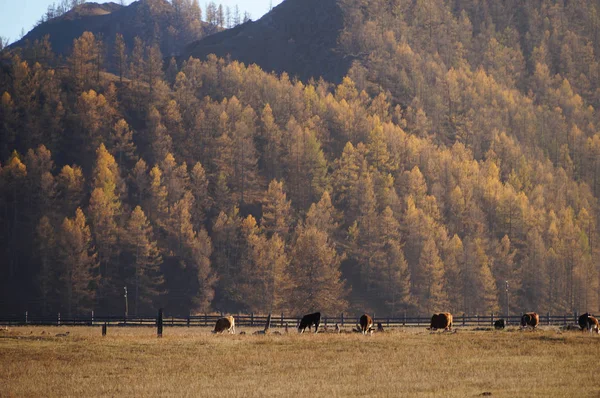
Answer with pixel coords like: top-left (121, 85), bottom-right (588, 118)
top-left (211, 209), bottom-right (244, 311)
top-left (332, 142), bottom-right (361, 211)
top-left (114, 33), bottom-right (127, 84)
top-left (259, 104), bottom-right (284, 180)
top-left (36, 216), bottom-right (56, 314)
top-left (75, 90), bottom-right (113, 156)
top-left (145, 43), bottom-right (164, 95)
top-left (231, 118), bottom-right (259, 204)
top-left (239, 216), bottom-right (291, 313)
top-left (109, 119), bottom-right (136, 169)
top-left (416, 237), bottom-right (448, 314)
top-left (148, 165), bottom-right (168, 228)
top-left (56, 165), bottom-right (85, 217)
top-left (371, 207), bottom-right (411, 315)
top-left (288, 226), bottom-right (347, 314)
top-left (124, 206), bottom-right (163, 315)
top-left (443, 234), bottom-right (464, 313)
top-left (305, 191), bottom-right (338, 235)
top-left (261, 180), bottom-right (292, 239)
top-left (190, 161), bottom-right (211, 225)
top-left (58, 208), bottom-right (98, 317)
top-left (68, 31), bottom-right (96, 91)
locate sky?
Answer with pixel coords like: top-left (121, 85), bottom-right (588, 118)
top-left (0, 0), bottom-right (283, 45)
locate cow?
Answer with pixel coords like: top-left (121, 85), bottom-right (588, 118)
top-left (429, 312), bottom-right (453, 331)
top-left (520, 312), bottom-right (539, 330)
top-left (586, 315), bottom-right (600, 334)
top-left (377, 322), bottom-right (385, 333)
top-left (213, 316), bottom-right (235, 334)
top-left (579, 313), bottom-right (592, 331)
top-left (359, 314), bottom-right (373, 335)
top-left (298, 312), bottom-right (321, 333)
top-left (494, 319), bottom-right (505, 330)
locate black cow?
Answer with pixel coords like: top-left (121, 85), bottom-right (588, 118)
top-left (494, 319), bottom-right (505, 330)
top-left (579, 313), bottom-right (592, 331)
top-left (298, 312), bottom-right (321, 333)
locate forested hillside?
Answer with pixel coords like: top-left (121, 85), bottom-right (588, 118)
top-left (1, 0), bottom-right (600, 318)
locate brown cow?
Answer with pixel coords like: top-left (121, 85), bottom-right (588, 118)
top-left (429, 312), bottom-right (453, 331)
top-left (213, 316), bottom-right (235, 334)
top-left (359, 314), bottom-right (373, 335)
top-left (520, 312), bottom-right (539, 329)
top-left (586, 315), bottom-right (600, 334)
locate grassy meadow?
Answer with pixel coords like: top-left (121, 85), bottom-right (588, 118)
top-left (1, 325), bottom-right (599, 397)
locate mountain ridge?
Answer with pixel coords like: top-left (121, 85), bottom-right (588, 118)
top-left (9, 0), bottom-right (218, 61)
top-left (183, 0), bottom-right (351, 83)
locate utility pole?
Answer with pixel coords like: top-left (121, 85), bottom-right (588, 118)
top-left (505, 281), bottom-right (509, 324)
top-left (124, 286), bottom-right (128, 319)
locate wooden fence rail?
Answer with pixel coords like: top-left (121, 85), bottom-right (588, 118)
top-left (0, 312), bottom-right (583, 328)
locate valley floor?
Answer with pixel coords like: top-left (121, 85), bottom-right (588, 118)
top-left (1, 326), bottom-right (599, 397)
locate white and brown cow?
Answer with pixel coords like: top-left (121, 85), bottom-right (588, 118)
top-left (520, 312), bottom-right (539, 330)
top-left (429, 312), bottom-right (453, 331)
top-left (213, 316), bottom-right (235, 334)
top-left (359, 314), bottom-right (373, 335)
top-left (586, 315), bottom-right (600, 334)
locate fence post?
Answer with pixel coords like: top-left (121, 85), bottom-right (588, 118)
top-left (563, 314), bottom-right (566, 326)
top-left (102, 323), bottom-right (107, 336)
top-left (58, 312), bottom-right (61, 326)
top-left (204, 313), bottom-right (207, 327)
top-left (157, 308), bottom-right (163, 338)
top-left (546, 312), bottom-right (550, 326)
top-left (341, 313), bottom-right (344, 327)
top-left (187, 315), bottom-right (190, 327)
top-left (91, 311), bottom-right (94, 326)
top-left (462, 313), bottom-right (465, 326)
top-left (491, 313), bottom-right (494, 326)
top-left (25, 311), bottom-right (28, 325)
top-left (281, 312), bottom-right (284, 327)
top-left (403, 311), bottom-right (406, 326)
top-left (251, 313), bottom-right (254, 327)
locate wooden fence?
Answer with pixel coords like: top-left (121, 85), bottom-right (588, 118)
top-left (0, 312), bottom-right (583, 328)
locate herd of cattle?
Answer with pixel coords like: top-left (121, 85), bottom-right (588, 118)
top-left (212, 311), bottom-right (600, 334)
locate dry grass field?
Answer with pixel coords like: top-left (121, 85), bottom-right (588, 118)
top-left (1, 325), bottom-right (599, 397)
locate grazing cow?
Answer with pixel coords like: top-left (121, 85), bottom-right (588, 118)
top-left (359, 314), bottom-right (373, 335)
top-left (586, 315), bottom-right (600, 334)
top-left (429, 313), bottom-right (453, 331)
top-left (213, 316), bottom-right (235, 334)
top-left (494, 319), bottom-right (505, 330)
top-left (579, 313), bottom-right (592, 331)
top-left (298, 312), bottom-right (321, 333)
top-left (520, 312), bottom-right (539, 329)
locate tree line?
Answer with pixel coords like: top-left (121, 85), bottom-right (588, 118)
top-left (1, 0), bottom-right (600, 318)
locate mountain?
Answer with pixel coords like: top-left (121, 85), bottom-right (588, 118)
top-left (9, 0), bottom-right (217, 60)
top-left (183, 0), bottom-right (351, 83)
